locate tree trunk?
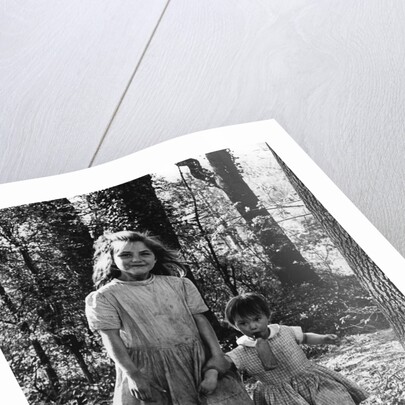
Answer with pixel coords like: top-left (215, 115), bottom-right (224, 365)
top-left (54, 334), bottom-right (95, 383)
top-left (94, 175), bottom-right (182, 250)
top-left (179, 151), bottom-right (318, 285)
top-left (37, 199), bottom-right (94, 295)
top-left (0, 282), bottom-right (60, 395)
top-left (272, 147), bottom-right (405, 349)
top-left (30, 337), bottom-right (60, 395)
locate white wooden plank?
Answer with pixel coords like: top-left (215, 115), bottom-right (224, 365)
top-left (93, 0), bottom-right (405, 256)
top-left (0, 0), bottom-right (168, 183)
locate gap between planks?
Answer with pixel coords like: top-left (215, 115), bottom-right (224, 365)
top-left (88, 0), bottom-right (172, 168)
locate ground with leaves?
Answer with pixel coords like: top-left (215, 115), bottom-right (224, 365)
top-left (316, 329), bottom-right (404, 404)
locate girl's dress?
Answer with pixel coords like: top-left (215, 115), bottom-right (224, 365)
top-left (226, 324), bottom-right (368, 405)
top-left (85, 275), bottom-right (252, 405)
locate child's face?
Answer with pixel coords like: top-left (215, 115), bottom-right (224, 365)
top-left (112, 241), bottom-right (157, 281)
top-left (234, 312), bottom-right (270, 339)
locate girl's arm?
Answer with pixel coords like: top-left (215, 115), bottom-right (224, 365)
top-left (99, 329), bottom-right (166, 401)
top-left (303, 332), bottom-right (339, 345)
top-left (192, 313), bottom-right (230, 374)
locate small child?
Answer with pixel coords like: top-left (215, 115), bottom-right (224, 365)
top-left (222, 293), bottom-right (369, 405)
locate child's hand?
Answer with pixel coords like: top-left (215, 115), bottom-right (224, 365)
top-left (323, 334), bottom-right (340, 345)
top-left (199, 369), bottom-right (218, 396)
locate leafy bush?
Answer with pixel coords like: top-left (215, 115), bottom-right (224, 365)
top-left (267, 274), bottom-right (389, 336)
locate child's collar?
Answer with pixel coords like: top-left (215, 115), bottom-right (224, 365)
top-left (236, 324), bottom-right (280, 347)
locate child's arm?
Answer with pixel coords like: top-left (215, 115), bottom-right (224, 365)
top-left (99, 329), bottom-right (166, 401)
top-left (199, 354), bottom-right (239, 395)
top-left (303, 332), bottom-right (340, 345)
top-left (193, 313), bottom-right (230, 374)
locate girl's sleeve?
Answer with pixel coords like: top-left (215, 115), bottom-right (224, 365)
top-left (226, 347), bottom-right (245, 372)
top-left (288, 326), bottom-right (304, 344)
top-left (182, 278), bottom-right (209, 314)
top-left (85, 292), bottom-right (121, 332)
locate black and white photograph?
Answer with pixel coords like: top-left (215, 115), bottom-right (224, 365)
top-left (4, 1), bottom-right (405, 404)
top-left (1, 130), bottom-right (404, 404)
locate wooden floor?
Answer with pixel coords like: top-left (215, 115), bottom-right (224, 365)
top-left (2, 1), bottom-right (405, 257)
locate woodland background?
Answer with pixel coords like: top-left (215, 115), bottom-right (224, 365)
top-left (0, 143), bottom-right (404, 404)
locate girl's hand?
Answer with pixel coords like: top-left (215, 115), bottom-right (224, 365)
top-left (127, 372), bottom-right (167, 402)
top-left (199, 370), bottom-right (218, 396)
top-left (323, 334), bottom-right (340, 345)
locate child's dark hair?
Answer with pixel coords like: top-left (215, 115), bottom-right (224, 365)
top-left (225, 293), bottom-right (270, 326)
top-left (92, 230), bottom-right (186, 289)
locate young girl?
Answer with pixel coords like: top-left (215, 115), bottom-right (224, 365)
top-left (222, 293), bottom-right (369, 405)
top-left (85, 230), bottom-right (253, 405)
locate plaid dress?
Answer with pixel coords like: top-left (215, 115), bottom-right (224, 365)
top-left (227, 325), bottom-right (368, 405)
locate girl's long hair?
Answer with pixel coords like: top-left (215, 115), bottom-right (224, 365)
top-left (92, 230), bottom-right (186, 289)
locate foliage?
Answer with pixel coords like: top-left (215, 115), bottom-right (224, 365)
top-left (269, 273), bottom-right (388, 335)
top-left (26, 351), bottom-right (115, 404)
top-left (0, 201), bottom-right (98, 402)
top-left (154, 172), bottom-right (280, 306)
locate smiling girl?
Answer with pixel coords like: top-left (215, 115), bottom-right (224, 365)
top-left (85, 230), bottom-right (252, 405)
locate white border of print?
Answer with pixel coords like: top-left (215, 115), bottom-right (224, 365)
top-left (1, 120), bottom-right (405, 403)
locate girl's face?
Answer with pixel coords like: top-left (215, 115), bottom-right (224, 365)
top-left (112, 241), bottom-right (157, 281)
top-left (234, 312), bottom-right (270, 340)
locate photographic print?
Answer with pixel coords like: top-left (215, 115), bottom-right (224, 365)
top-left (0, 121), bottom-right (404, 404)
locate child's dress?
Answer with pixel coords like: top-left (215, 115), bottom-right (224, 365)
top-left (85, 275), bottom-right (252, 405)
top-left (226, 324), bottom-right (368, 405)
